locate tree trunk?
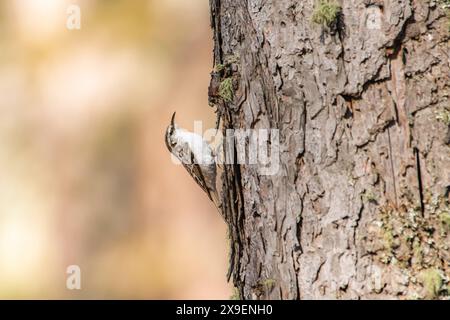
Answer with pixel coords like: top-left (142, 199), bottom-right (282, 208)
top-left (209, 0), bottom-right (450, 300)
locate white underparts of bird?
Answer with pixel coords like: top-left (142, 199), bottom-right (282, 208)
top-left (165, 112), bottom-right (219, 208)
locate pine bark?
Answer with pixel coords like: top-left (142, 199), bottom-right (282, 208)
top-left (209, 0), bottom-right (450, 300)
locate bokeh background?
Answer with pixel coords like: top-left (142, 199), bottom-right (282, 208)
top-left (0, 0), bottom-right (230, 299)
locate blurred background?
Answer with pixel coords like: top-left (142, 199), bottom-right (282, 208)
top-left (0, 0), bottom-right (230, 299)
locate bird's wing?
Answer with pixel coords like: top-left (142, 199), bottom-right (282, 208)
top-left (180, 150), bottom-right (214, 202)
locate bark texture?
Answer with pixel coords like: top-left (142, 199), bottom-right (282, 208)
top-left (209, 0), bottom-right (450, 300)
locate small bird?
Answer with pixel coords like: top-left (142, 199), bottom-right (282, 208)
top-left (165, 112), bottom-right (220, 209)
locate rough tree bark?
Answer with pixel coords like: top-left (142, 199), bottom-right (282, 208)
top-left (208, 0), bottom-right (449, 300)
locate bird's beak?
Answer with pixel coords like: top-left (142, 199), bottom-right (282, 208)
top-left (171, 112), bottom-right (176, 126)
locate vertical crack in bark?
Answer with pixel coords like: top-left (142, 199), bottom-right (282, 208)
top-left (292, 250), bottom-right (301, 300)
top-left (210, 0), bottom-right (223, 65)
top-left (312, 261), bottom-right (326, 284)
top-left (387, 126), bottom-right (399, 207)
top-left (414, 147), bottom-right (425, 216)
top-left (223, 142), bottom-right (236, 282)
top-left (233, 160), bottom-right (246, 277)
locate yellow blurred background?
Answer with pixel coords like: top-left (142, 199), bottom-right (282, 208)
top-left (0, 0), bottom-right (230, 299)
